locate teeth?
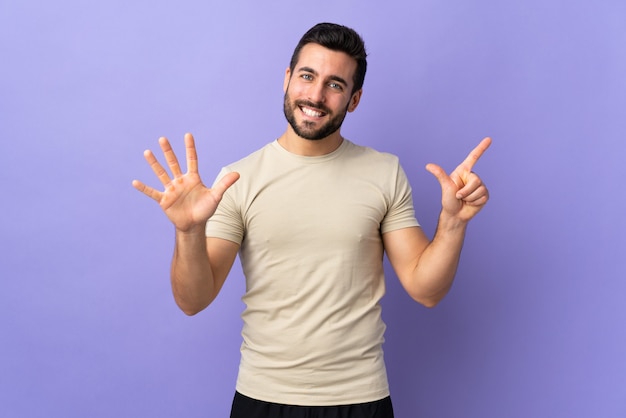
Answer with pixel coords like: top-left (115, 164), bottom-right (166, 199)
top-left (301, 107), bottom-right (323, 117)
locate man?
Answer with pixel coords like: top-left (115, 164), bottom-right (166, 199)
top-left (133, 22), bottom-right (490, 418)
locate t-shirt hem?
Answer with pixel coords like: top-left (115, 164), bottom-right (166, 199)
top-left (235, 383), bottom-right (390, 407)
top-left (381, 220), bottom-right (420, 235)
top-left (204, 230), bottom-right (242, 245)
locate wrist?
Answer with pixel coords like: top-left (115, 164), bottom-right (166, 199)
top-left (175, 223), bottom-right (207, 239)
top-left (437, 211), bottom-right (469, 232)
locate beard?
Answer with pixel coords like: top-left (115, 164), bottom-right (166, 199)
top-left (283, 91), bottom-right (349, 141)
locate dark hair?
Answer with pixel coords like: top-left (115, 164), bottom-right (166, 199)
top-left (289, 22), bottom-right (367, 94)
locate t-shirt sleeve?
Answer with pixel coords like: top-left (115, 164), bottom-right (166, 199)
top-left (205, 167), bottom-right (245, 244)
top-left (380, 161), bottom-right (420, 234)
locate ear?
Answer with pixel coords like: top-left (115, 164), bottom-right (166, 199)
top-left (347, 89), bottom-right (363, 113)
top-left (283, 67), bottom-right (291, 93)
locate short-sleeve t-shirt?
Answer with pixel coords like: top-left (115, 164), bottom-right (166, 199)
top-left (206, 139), bottom-right (419, 406)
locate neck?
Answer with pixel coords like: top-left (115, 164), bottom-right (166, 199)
top-left (277, 128), bottom-right (343, 157)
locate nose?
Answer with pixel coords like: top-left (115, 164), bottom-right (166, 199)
top-left (307, 81), bottom-right (326, 104)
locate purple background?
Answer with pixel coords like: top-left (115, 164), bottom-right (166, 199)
top-left (2, 1), bottom-right (625, 417)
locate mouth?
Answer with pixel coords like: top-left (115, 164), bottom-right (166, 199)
top-left (298, 102), bottom-right (328, 119)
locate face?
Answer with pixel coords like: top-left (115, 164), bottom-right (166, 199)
top-left (283, 43), bottom-right (362, 141)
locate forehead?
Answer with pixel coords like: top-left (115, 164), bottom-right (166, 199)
top-left (294, 43), bottom-right (357, 84)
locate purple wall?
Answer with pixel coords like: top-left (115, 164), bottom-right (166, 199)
top-left (2, 1), bottom-right (625, 417)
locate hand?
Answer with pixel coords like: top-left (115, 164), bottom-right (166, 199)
top-left (132, 133), bottom-right (240, 233)
top-left (426, 137), bottom-right (491, 223)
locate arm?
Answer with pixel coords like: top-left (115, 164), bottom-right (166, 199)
top-left (383, 138), bottom-right (491, 308)
top-left (171, 233), bottom-right (239, 315)
top-left (132, 133), bottom-right (240, 315)
top-left (383, 217), bottom-right (467, 308)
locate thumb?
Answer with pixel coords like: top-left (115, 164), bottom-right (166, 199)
top-left (425, 163), bottom-right (450, 187)
top-left (212, 171), bottom-right (240, 196)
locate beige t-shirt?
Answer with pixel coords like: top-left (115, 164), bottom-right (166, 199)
top-left (206, 139), bottom-right (419, 406)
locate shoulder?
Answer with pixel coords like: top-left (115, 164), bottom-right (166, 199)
top-left (342, 140), bottom-right (402, 168)
top-left (224, 141), bottom-right (276, 171)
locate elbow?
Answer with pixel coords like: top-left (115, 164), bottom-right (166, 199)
top-left (176, 299), bottom-right (210, 316)
top-left (172, 287), bottom-right (214, 316)
top-left (409, 289), bottom-right (448, 308)
top-left (415, 296), bottom-right (441, 309)
top-left (180, 306), bottom-right (203, 316)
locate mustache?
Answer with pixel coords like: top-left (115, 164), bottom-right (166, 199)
top-left (295, 100), bottom-right (332, 115)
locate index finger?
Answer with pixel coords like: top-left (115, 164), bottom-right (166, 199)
top-left (184, 133), bottom-right (199, 173)
top-left (459, 137), bottom-right (492, 171)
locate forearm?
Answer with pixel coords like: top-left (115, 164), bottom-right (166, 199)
top-left (410, 213), bottom-right (468, 307)
top-left (171, 225), bottom-right (216, 315)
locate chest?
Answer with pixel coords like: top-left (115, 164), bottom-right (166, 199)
top-left (240, 164), bottom-right (390, 253)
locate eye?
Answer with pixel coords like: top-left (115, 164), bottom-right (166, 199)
top-left (301, 73), bottom-right (313, 81)
top-left (328, 82), bottom-right (343, 90)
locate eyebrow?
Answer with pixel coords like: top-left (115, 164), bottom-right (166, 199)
top-left (297, 66), bottom-right (349, 87)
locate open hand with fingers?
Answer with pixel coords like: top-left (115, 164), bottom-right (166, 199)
top-left (425, 137), bottom-right (491, 223)
top-left (132, 133), bottom-right (240, 233)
